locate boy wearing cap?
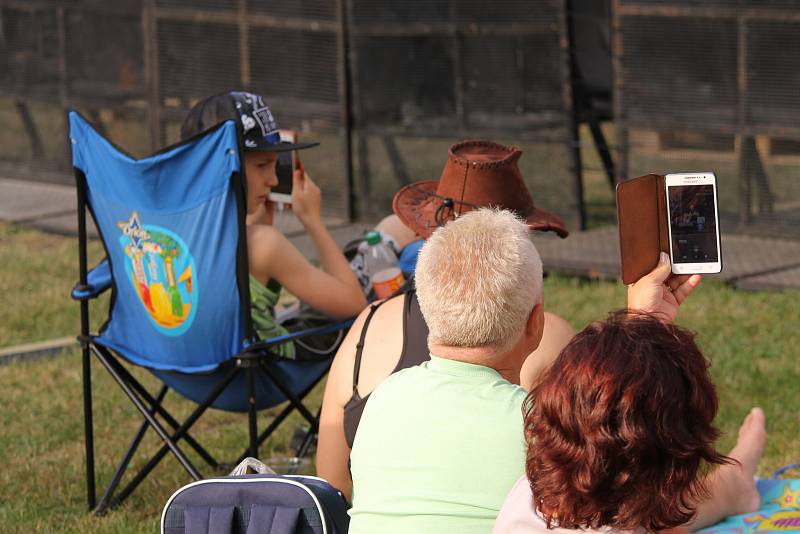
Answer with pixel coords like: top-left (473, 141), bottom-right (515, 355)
top-left (181, 91), bottom-right (366, 357)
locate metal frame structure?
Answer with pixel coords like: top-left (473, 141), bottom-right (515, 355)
top-left (1, 0), bottom-right (353, 215)
top-left (612, 0), bottom-right (800, 230)
top-left (344, 0), bottom-right (584, 227)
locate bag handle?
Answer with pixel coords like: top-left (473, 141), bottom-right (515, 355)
top-left (229, 457), bottom-right (276, 476)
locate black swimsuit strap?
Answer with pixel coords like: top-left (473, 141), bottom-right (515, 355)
top-left (352, 300), bottom-right (385, 393)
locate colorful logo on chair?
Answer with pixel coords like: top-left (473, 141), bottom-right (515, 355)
top-left (117, 212), bottom-right (198, 336)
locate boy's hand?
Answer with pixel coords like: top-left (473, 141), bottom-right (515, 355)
top-left (627, 252), bottom-right (702, 323)
top-left (290, 164), bottom-right (322, 224)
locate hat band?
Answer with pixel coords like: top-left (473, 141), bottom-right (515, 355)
top-left (403, 183), bottom-right (481, 228)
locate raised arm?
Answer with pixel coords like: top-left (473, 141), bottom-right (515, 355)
top-left (248, 167), bottom-right (366, 319)
top-left (290, 166), bottom-right (365, 309)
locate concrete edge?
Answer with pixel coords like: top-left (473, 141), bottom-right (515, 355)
top-left (0, 336), bottom-right (77, 366)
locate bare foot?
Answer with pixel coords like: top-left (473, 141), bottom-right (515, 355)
top-left (687, 408), bottom-right (766, 531)
top-left (724, 407), bottom-right (766, 514)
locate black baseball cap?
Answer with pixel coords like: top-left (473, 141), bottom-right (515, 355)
top-left (180, 91), bottom-right (319, 152)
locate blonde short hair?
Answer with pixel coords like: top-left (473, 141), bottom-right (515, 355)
top-left (415, 208), bottom-right (543, 351)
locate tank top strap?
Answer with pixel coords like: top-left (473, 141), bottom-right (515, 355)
top-left (352, 300), bottom-right (385, 393)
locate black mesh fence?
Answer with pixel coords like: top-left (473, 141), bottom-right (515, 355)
top-left (347, 0), bottom-right (580, 229)
top-left (0, 1), bottom-right (149, 181)
top-left (0, 0), bottom-right (581, 228)
top-left (0, 0), bottom-right (350, 220)
top-left (614, 0), bottom-right (800, 238)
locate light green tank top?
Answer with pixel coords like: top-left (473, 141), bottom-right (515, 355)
top-left (249, 275), bottom-right (295, 359)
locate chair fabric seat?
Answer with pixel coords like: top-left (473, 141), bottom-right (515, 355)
top-left (152, 357), bottom-right (330, 413)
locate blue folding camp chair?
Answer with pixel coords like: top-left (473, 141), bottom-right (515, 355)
top-left (68, 112), bottom-right (352, 514)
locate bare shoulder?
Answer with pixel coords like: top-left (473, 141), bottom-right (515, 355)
top-left (542, 311), bottom-right (575, 335)
top-left (246, 224), bottom-right (291, 281)
top-left (246, 223), bottom-right (286, 255)
top-left (327, 294), bottom-right (406, 403)
top-left (356, 293), bottom-right (407, 394)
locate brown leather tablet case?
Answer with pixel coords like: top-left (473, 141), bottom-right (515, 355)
top-left (616, 174), bottom-right (670, 284)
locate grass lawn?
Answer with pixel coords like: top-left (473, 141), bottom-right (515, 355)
top-left (1, 222), bottom-right (799, 532)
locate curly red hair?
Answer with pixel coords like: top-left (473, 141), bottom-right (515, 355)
top-left (524, 311), bottom-right (732, 532)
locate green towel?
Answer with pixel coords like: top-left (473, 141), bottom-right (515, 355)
top-left (249, 275), bottom-right (295, 359)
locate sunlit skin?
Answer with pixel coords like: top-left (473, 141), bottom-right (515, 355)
top-left (242, 149), bottom-right (367, 320)
top-left (244, 151), bottom-right (279, 220)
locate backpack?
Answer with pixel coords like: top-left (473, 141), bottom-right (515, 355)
top-left (161, 473), bottom-right (349, 534)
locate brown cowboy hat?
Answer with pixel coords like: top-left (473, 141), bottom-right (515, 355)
top-left (392, 140), bottom-right (569, 239)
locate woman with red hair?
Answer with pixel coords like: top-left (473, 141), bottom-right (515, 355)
top-left (493, 311), bottom-right (766, 534)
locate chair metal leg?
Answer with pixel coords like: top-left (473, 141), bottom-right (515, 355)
top-left (234, 401), bottom-right (296, 466)
top-left (247, 366), bottom-right (258, 459)
top-left (76, 169), bottom-right (95, 511)
top-left (109, 362), bottom-right (241, 508)
top-left (234, 364), bottom-right (329, 465)
top-left (95, 385), bottom-right (169, 515)
top-left (295, 406), bottom-right (322, 459)
top-left (92, 346), bottom-right (202, 480)
top-left (81, 339), bottom-right (96, 511)
top-left (109, 356), bottom-right (219, 469)
top-left (256, 361), bottom-right (318, 425)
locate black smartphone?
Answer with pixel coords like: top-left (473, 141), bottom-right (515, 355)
top-left (269, 129), bottom-right (297, 204)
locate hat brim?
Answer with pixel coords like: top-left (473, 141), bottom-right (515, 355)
top-left (245, 141), bottom-right (320, 152)
top-left (392, 180), bottom-right (570, 239)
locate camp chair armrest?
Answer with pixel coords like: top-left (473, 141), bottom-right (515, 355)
top-left (240, 318), bottom-right (355, 357)
top-left (72, 258), bottom-right (112, 300)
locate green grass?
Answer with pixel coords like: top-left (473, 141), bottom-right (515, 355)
top-left (1, 222), bottom-right (799, 531)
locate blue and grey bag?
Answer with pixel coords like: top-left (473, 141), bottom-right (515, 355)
top-left (161, 469), bottom-right (349, 534)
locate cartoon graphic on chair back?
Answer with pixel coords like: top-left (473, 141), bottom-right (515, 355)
top-left (117, 211), bottom-right (198, 336)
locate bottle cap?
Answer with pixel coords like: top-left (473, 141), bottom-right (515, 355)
top-left (364, 230), bottom-right (382, 246)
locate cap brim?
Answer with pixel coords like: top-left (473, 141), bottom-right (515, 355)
top-left (246, 141), bottom-right (320, 152)
top-left (393, 180), bottom-right (570, 239)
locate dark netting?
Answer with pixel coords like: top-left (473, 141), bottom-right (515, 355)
top-left (461, 34), bottom-right (563, 117)
top-left (249, 29), bottom-right (340, 109)
top-left (154, 3), bottom-right (349, 220)
top-left (157, 20), bottom-right (241, 102)
top-left (64, 6), bottom-right (144, 101)
top-left (620, 16), bottom-right (737, 128)
top-left (247, 0), bottom-right (337, 20)
top-left (348, 0), bottom-right (578, 229)
top-left (155, 0), bottom-right (237, 11)
top-left (747, 20), bottom-right (800, 130)
top-left (0, 2), bottom-right (149, 180)
top-left (249, 25), bottom-right (346, 215)
top-left (3, 0), bottom-right (577, 226)
top-left (0, 6), bottom-right (61, 98)
top-left (354, 36), bottom-right (456, 126)
top-left (350, 0), bottom-right (451, 26)
top-left (616, 1), bottom-right (800, 238)
top-left (621, 0), bottom-right (800, 6)
top-left (619, 0), bottom-right (739, 5)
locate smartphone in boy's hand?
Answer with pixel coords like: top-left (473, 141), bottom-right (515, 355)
top-left (269, 129), bottom-right (298, 205)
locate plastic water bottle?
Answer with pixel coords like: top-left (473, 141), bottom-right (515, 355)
top-left (364, 230), bottom-right (404, 299)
